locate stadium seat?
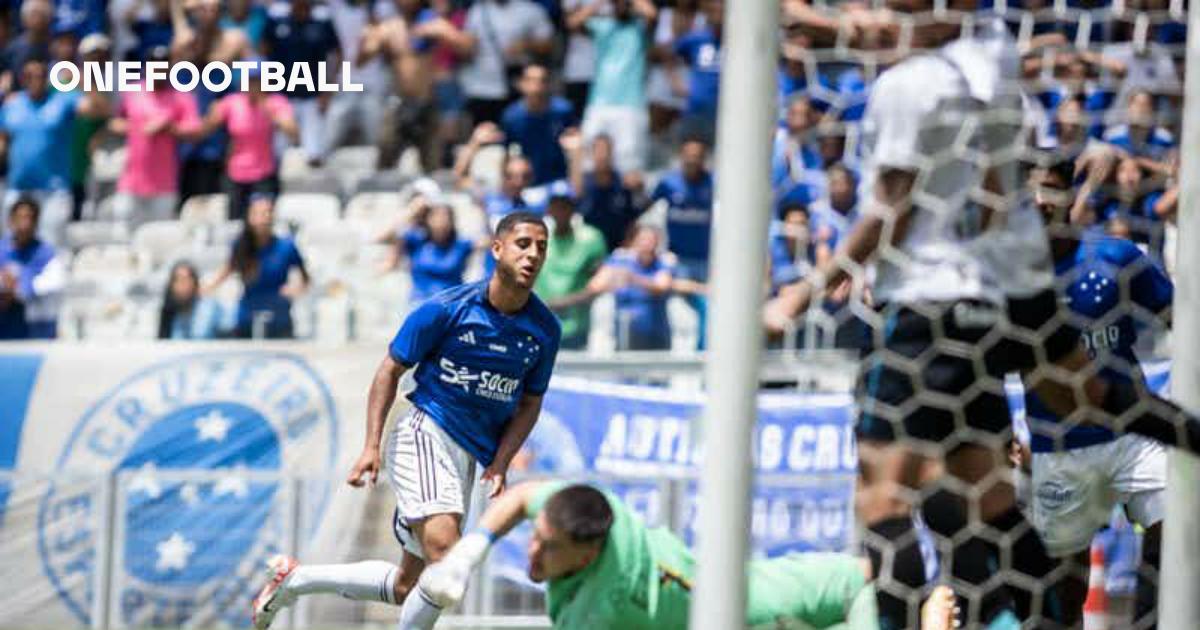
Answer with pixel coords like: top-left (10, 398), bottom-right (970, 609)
top-left (211, 220), bottom-right (244, 246)
top-left (65, 220), bottom-right (130, 251)
top-left (467, 144), bottom-right (506, 192)
top-left (329, 145), bottom-right (381, 192)
top-left (275, 193), bottom-right (342, 230)
top-left (345, 191), bottom-right (403, 234)
top-left (91, 194), bottom-right (119, 222)
top-left (180, 194), bottom-right (230, 229)
top-left (281, 172), bottom-right (345, 198)
top-left (298, 221), bottom-right (364, 286)
top-left (667, 296), bottom-right (700, 354)
top-left (70, 244), bottom-right (137, 280)
top-left (279, 146), bottom-right (320, 182)
top-left (190, 244), bottom-right (231, 275)
top-left (132, 221), bottom-right (193, 272)
top-left (443, 192), bottom-right (486, 240)
top-left (90, 146), bottom-right (127, 184)
top-left (355, 171), bottom-right (411, 194)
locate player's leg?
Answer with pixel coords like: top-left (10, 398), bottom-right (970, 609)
top-left (747, 552), bottom-right (874, 628)
top-left (1113, 435), bottom-right (1167, 628)
top-left (392, 413), bottom-right (478, 630)
top-left (1136, 522), bottom-right (1162, 629)
top-left (854, 302), bottom-right (952, 630)
top-left (398, 513), bottom-right (463, 630)
top-left (249, 551), bottom-right (422, 630)
top-left (1024, 445), bottom-right (1118, 626)
top-left (856, 439), bottom-right (933, 630)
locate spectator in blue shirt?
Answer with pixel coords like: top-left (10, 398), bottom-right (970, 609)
top-left (673, 0), bottom-right (723, 144)
top-left (378, 195), bottom-right (478, 305)
top-left (499, 64), bottom-right (578, 185)
top-left (222, 0), bottom-right (269, 48)
top-left (771, 93), bottom-right (825, 202)
top-left (55, 0), bottom-right (107, 38)
top-left (769, 201), bottom-right (814, 295)
top-left (1096, 157), bottom-right (1172, 260)
top-left (158, 261), bottom-right (224, 339)
top-left (127, 0), bottom-right (173, 62)
top-left (564, 131), bottom-right (644, 252)
top-left (1104, 89), bottom-right (1177, 164)
top-left (587, 224), bottom-right (674, 351)
top-left (0, 197), bottom-right (64, 339)
top-left (261, 0), bottom-right (341, 166)
top-left (0, 57), bottom-right (85, 248)
top-left (649, 137), bottom-right (712, 348)
top-left (808, 162), bottom-right (859, 264)
top-left (204, 194), bottom-right (310, 339)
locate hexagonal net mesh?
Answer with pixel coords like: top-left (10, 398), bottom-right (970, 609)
top-left (771, 2), bottom-right (1188, 628)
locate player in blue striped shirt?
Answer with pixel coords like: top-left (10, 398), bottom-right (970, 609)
top-left (250, 211), bottom-right (561, 630)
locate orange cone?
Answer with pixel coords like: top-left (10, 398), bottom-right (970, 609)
top-left (1083, 541), bottom-right (1110, 630)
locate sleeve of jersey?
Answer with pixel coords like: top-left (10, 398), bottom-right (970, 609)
top-left (862, 73), bottom-right (929, 171)
top-left (388, 299), bottom-right (450, 368)
top-left (523, 318), bottom-right (562, 396)
top-left (1126, 249), bottom-right (1174, 316)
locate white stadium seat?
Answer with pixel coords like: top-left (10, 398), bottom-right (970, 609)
top-left (275, 193), bottom-right (342, 230)
top-left (132, 221), bottom-right (192, 272)
top-left (65, 221), bottom-right (129, 250)
top-left (179, 194), bottom-right (230, 229)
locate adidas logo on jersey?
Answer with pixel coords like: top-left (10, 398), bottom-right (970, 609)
top-left (458, 331), bottom-right (477, 345)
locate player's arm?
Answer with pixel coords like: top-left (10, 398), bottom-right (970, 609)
top-left (764, 168), bottom-right (914, 335)
top-left (482, 393), bottom-right (545, 498)
top-left (417, 481), bottom-right (550, 607)
top-left (347, 354), bottom-right (409, 487)
top-left (349, 300), bottom-right (449, 486)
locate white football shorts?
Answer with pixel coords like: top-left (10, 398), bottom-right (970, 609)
top-left (385, 406), bottom-right (477, 559)
top-left (1031, 434), bottom-right (1166, 557)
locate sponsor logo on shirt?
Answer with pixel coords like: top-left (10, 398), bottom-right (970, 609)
top-left (458, 331), bottom-right (477, 345)
top-left (1035, 480), bottom-right (1074, 512)
top-left (438, 357), bottom-right (520, 402)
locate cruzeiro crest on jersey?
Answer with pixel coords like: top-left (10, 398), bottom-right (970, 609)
top-left (38, 351), bottom-right (339, 628)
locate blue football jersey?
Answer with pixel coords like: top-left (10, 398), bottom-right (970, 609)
top-left (389, 281), bottom-right (562, 466)
top-left (1026, 233), bottom-right (1173, 452)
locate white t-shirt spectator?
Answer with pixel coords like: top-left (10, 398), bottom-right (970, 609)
top-left (1102, 42), bottom-right (1180, 100)
top-left (459, 0), bottom-right (554, 100)
top-left (562, 0), bottom-right (596, 85)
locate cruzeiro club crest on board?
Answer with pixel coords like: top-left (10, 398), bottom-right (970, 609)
top-left (39, 351), bottom-right (339, 628)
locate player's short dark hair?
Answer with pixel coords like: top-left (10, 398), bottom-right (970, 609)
top-left (10, 195), bottom-right (40, 221)
top-left (544, 484), bottom-right (614, 545)
top-left (495, 211), bottom-right (548, 238)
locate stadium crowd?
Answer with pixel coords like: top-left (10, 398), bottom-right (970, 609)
top-left (0, 0), bottom-right (1186, 350)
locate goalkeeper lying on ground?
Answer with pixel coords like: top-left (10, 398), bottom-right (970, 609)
top-left (417, 480), bottom-right (958, 629)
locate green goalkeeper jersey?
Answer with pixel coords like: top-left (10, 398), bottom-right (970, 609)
top-left (526, 482), bottom-right (879, 630)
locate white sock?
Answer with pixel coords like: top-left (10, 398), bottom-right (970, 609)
top-left (397, 584), bottom-right (443, 630)
top-left (285, 561), bottom-right (400, 604)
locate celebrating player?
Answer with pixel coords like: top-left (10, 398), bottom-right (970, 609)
top-left (764, 3), bottom-right (1064, 627)
top-left (249, 210), bottom-right (562, 630)
top-left (416, 480), bottom-right (962, 630)
top-left (1021, 158), bottom-right (1172, 625)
